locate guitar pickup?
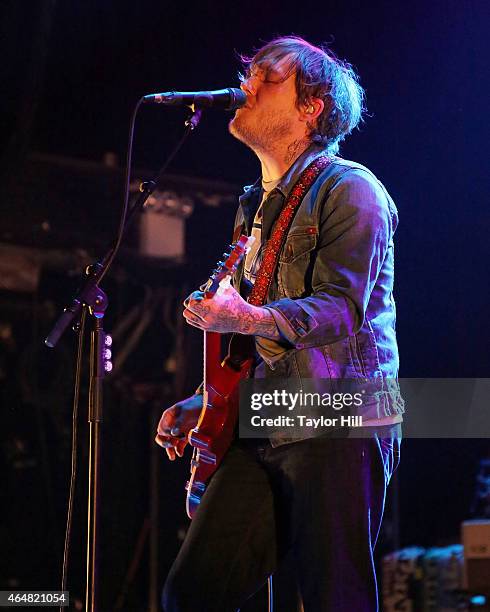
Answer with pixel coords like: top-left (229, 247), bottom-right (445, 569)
top-left (198, 451), bottom-right (216, 465)
top-left (189, 431), bottom-right (211, 449)
top-left (185, 480), bottom-right (206, 493)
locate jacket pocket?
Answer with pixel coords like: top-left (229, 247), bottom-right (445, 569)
top-left (278, 227), bottom-right (318, 297)
top-left (279, 226), bottom-right (318, 264)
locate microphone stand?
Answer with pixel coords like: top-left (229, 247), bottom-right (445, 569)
top-left (45, 106), bottom-right (203, 612)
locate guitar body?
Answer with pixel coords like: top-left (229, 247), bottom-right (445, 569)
top-left (185, 331), bottom-right (253, 519)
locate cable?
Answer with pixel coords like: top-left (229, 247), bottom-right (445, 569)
top-left (97, 97), bottom-right (144, 284)
top-left (268, 575), bottom-right (273, 612)
top-left (60, 307), bottom-right (86, 611)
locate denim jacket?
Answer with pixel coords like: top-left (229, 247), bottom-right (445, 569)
top-left (232, 145), bottom-right (404, 438)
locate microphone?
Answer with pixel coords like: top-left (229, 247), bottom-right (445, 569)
top-left (142, 87), bottom-right (247, 111)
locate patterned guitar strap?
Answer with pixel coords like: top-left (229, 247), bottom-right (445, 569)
top-left (248, 154), bottom-right (331, 306)
top-left (229, 154), bottom-right (331, 363)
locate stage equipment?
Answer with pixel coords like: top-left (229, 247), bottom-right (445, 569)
top-left (1, 151), bottom-right (238, 262)
top-left (382, 546), bottom-right (464, 611)
top-left (383, 541), bottom-right (490, 610)
top-left (45, 96), bottom-right (205, 612)
top-left (463, 520), bottom-right (490, 595)
top-left (142, 87), bottom-right (246, 110)
top-left (137, 189), bottom-right (193, 259)
top-left (471, 459), bottom-right (490, 519)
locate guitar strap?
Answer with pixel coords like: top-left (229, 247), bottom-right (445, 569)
top-left (247, 154), bottom-right (331, 306)
top-left (227, 154), bottom-right (331, 366)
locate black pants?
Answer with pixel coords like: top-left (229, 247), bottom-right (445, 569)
top-left (162, 426), bottom-right (401, 612)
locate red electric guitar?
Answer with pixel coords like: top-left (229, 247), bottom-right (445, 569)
top-left (185, 235), bottom-right (255, 519)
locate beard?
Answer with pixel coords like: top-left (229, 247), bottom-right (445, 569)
top-left (229, 106), bottom-right (294, 153)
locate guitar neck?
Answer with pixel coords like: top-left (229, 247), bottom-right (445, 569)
top-left (204, 331), bottom-right (222, 385)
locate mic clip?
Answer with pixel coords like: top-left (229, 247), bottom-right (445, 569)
top-left (185, 107), bottom-right (203, 130)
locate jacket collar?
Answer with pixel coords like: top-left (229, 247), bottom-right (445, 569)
top-left (275, 143), bottom-right (329, 198)
top-left (238, 142), bottom-right (328, 211)
top-left (238, 143), bottom-right (326, 235)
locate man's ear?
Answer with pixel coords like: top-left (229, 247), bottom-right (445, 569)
top-left (299, 97), bottom-right (324, 123)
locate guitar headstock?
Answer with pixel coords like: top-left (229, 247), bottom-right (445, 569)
top-left (204, 235), bottom-right (255, 298)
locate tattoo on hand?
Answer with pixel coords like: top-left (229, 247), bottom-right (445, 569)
top-left (184, 287), bottom-right (281, 339)
top-left (239, 306), bottom-right (281, 340)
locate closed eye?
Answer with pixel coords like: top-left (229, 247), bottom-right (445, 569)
top-left (237, 65), bottom-right (283, 85)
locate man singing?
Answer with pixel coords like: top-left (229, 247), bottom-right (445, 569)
top-left (156, 35), bottom-right (403, 611)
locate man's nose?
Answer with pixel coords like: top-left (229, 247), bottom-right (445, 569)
top-left (240, 74), bottom-right (259, 97)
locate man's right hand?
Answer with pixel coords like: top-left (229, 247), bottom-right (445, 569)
top-left (155, 393), bottom-right (203, 461)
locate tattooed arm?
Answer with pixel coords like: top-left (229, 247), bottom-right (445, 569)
top-left (242, 305), bottom-right (282, 340)
top-left (183, 285), bottom-right (282, 340)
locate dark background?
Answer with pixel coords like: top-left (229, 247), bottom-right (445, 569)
top-left (1, 0), bottom-right (489, 609)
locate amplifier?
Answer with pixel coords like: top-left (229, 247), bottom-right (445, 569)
top-left (139, 190), bottom-right (193, 259)
top-left (462, 520), bottom-right (490, 594)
